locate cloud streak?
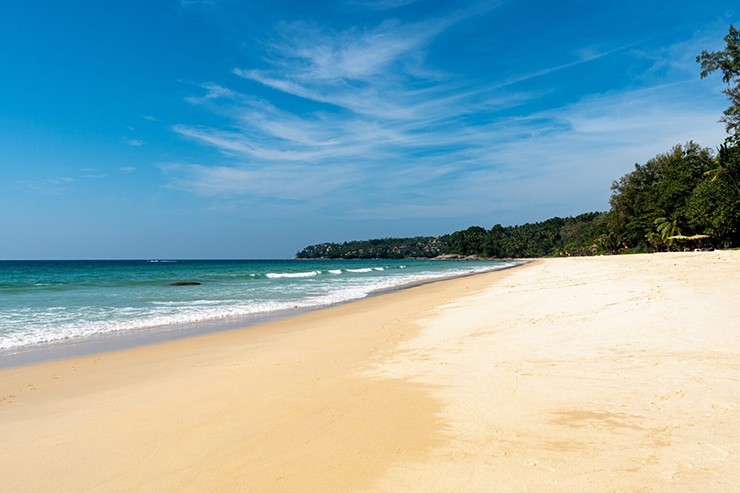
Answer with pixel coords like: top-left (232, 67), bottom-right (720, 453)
top-left (166, 6), bottom-right (728, 224)
top-left (20, 176), bottom-right (75, 195)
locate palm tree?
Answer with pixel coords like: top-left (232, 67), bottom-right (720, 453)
top-left (654, 217), bottom-right (682, 250)
top-left (645, 231), bottom-right (664, 251)
top-left (595, 231), bottom-right (622, 255)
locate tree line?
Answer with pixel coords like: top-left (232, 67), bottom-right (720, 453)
top-left (296, 26), bottom-right (740, 260)
top-left (296, 236), bottom-right (449, 259)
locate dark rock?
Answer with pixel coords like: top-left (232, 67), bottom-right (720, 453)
top-left (169, 281), bottom-right (201, 286)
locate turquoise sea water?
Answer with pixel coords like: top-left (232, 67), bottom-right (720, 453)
top-left (0, 259), bottom-right (515, 353)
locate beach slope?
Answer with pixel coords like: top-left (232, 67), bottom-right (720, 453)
top-left (1, 251), bottom-right (738, 491)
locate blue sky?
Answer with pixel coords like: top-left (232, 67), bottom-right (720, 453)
top-left (0, 1), bottom-right (737, 259)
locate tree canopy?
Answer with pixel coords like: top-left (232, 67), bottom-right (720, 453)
top-left (697, 24), bottom-right (740, 143)
top-left (296, 236), bottom-right (449, 259)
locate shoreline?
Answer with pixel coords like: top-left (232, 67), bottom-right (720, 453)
top-left (0, 261), bottom-right (522, 492)
top-left (1, 251), bottom-right (738, 491)
top-left (0, 261), bottom-right (524, 369)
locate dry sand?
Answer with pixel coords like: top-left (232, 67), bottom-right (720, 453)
top-left (0, 251), bottom-right (738, 492)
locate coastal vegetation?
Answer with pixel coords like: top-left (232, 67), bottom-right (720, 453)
top-left (296, 236), bottom-right (449, 259)
top-left (297, 26), bottom-right (740, 260)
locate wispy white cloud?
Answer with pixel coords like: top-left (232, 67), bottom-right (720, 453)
top-left (231, 17), bottom-right (454, 120)
top-left (161, 162), bottom-right (356, 201)
top-left (119, 166), bottom-right (137, 174)
top-left (126, 138), bottom-right (144, 147)
top-left (165, 8), bottom-right (729, 224)
top-left (488, 41), bottom-right (644, 91)
top-left (81, 168), bottom-right (107, 179)
top-left (20, 176), bottom-right (75, 195)
top-left (183, 82), bottom-right (237, 105)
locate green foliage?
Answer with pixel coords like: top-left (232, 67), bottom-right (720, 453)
top-left (448, 226), bottom-right (488, 256)
top-left (649, 217), bottom-right (682, 251)
top-left (608, 142), bottom-right (716, 250)
top-left (296, 236), bottom-right (449, 259)
top-left (296, 214), bottom-right (608, 259)
top-left (686, 144), bottom-right (740, 247)
top-left (481, 217), bottom-right (569, 258)
top-left (697, 24), bottom-right (740, 143)
top-left (479, 213), bottom-right (609, 258)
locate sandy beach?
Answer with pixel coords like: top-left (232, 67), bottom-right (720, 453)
top-left (1, 251), bottom-right (738, 492)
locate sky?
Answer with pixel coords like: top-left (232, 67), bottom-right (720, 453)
top-left (0, 0), bottom-right (737, 259)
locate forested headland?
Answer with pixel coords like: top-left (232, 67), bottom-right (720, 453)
top-left (297, 26), bottom-right (740, 260)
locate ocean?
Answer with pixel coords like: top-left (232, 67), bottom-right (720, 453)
top-left (0, 259), bottom-right (516, 362)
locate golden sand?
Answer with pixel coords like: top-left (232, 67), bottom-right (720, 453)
top-left (1, 251), bottom-right (738, 491)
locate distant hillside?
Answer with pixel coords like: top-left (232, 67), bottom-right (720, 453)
top-left (295, 212), bottom-right (608, 259)
top-left (296, 236), bottom-right (449, 259)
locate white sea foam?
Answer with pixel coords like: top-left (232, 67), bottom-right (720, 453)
top-left (0, 260), bottom-right (520, 351)
top-left (150, 299), bottom-right (240, 307)
top-left (266, 271), bottom-right (321, 279)
top-left (0, 300), bottom-right (301, 350)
